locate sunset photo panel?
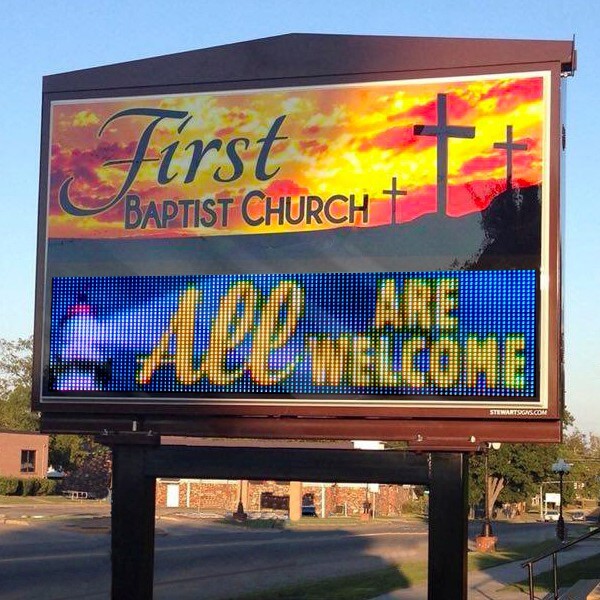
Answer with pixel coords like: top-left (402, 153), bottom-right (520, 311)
top-left (48, 72), bottom-right (548, 239)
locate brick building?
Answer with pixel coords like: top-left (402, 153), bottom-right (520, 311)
top-left (0, 430), bottom-right (50, 479)
top-left (155, 438), bottom-right (415, 518)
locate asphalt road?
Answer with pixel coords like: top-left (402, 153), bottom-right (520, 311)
top-left (0, 514), bottom-right (562, 600)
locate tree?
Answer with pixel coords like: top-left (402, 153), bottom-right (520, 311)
top-left (494, 444), bottom-right (558, 504)
top-left (468, 406), bottom-right (599, 519)
top-left (470, 443), bottom-right (559, 516)
top-left (559, 429), bottom-right (600, 502)
top-left (49, 434), bottom-right (95, 472)
top-left (60, 440), bottom-right (111, 498)
top-left (0, 337), bottom-right (38, 431)
top-left (0, 337), bottom-right (111, 482)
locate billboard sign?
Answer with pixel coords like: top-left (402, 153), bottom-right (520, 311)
top-left (33, 36), bottom-right (573, 442)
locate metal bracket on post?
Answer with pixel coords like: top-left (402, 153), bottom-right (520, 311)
top-left (97, 431), bottom-right (161, 447)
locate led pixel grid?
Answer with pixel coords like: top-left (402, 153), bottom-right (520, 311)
top-left (48, 270), bottom-right (536, 400)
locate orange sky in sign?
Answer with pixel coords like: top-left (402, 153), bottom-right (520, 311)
top-left (48, 74), bottom-right (547, 239)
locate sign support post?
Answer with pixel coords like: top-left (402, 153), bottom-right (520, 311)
top-left (428, 453), bottom-right (469, 599)
top-left (103, 442), bottom-right (472, 599)
top-left (108, 433), bottom-right (160, 600)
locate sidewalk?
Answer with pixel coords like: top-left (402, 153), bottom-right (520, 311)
top-left (372, 539), bottom-right (600, 599)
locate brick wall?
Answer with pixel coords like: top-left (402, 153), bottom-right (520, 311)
top-left (156, 481), bottom-right (167, 505)
top-left (156, 478), bottom-right (414, 517)
top-left (157, 480), bottom-right (240, 510)
top-left (0, 432), bottom-right (49, 479)
top-left (189, 481), bottom-right (238, 510)
top-left (249, 481), bottom-right (290, 512)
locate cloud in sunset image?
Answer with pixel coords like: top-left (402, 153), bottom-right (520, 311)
top-left (47, 72), bottom-right (548, 239)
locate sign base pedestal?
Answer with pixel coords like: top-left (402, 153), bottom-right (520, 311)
top-left (475, 535), bottom-right (497, 553)
top-left (233, 502), bottom-right (247, 521)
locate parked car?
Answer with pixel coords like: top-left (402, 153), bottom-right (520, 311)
top-left (301, 504), bottom-right (317, 517)
top-left (544, 509), bottom-right (560, 522)
top-left (570, 511), bottom-right (586, 521)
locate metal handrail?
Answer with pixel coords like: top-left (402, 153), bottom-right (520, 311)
top-left (521, 525), bottom-right (600, 599)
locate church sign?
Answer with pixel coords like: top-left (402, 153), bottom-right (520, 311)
top-left (32, 35), bottom-right (574, 444)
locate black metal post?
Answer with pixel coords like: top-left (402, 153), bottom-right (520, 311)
top-left (480, 450), bottom-right (494, 537)
top-left (428, 453), bottom-right (469, 600)
top-left (557, 472), bottom-right (566, 542)
top-left (100, 443), bottom-right (467, 599)
top-left (233, 479), bottom-right (247, 521)
top-left (110, 436), bottom-right (159, 600)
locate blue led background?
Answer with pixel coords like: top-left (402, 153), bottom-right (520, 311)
top-left (48, 270), bottom-right (536, 399)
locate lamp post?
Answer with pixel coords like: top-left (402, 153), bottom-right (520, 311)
top-left (476, 442), bottom-right (501, 552)
top-left (361, 483), bottom-right (372, 521)
top-left (551, 458), bottom-right (571, 542)
top-left (233, 479), bottom-right (247, 521)
top-left (481, 449), bottom-right (493, 537)
top-left (480, 442), bottom-right (501, 537)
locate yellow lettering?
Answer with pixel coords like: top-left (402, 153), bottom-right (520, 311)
top-left (429, 337), bottom-right (460, 388)
top-left (309, 336), bottom-right (350, 385)
top-left (404, 280), bottom-right (432, 330)
top-left (402, 336), bottom-right (426, 387)
top-left (436, 278), bottom-right (458, 331)
top-left (137, 287), bottom-right (202, 385)
top-left (466, 336), bottom-right (498, 388)
top-left (373, 279), bottom-right (403, 328)
top-left (203, 281), bottom-right (257, 385)
top-left (250, 281), bottom-right (304, 384)
top-left (504, 335), bottom-right (525, 389)
top-left (351, 335), bottom-right (373, 386)
top-left (376, 336), bottom-right (401, 386)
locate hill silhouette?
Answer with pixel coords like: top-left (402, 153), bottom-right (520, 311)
top-left (47, 184), bottom-right (542, 277)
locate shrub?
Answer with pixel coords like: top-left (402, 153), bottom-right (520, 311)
top-left (36, 479), bottom-right (60, 496)
top-left (20, 478), bottom-right (40, 496)
top-left (0, 477), bottom-right (20, 495)
top-left (402, 497), bottom-right (428, 516)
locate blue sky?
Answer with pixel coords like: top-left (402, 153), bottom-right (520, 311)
top-left (0, 0), bottom-right (598, 432)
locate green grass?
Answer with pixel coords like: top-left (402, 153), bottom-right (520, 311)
top-left (235, 540), bottom-right (562, 600)
top-left (219, 517), bottom-right (286, 529)
top-left (236, 561), bottom-right (428, 600)
top-left (287, 516), bottom-right (375, 528)
top-left (0, 495), bottom-right (85, 505)
top-left (468, 540), bottom-right (558, 571)
top-left (507, 553), bottom-right (600, 595)
top-left (220, 515), bottom-right (411, 530)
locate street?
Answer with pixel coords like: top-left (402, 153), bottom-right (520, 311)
top-left (0, 518), bottom-right (425, 599)
top-left (0, 506), bottom-right (563, 600)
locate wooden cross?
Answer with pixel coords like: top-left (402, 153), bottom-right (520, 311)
top-left (414, 93), bottom-right (476, 213)
top-left (493, 125), bottom-right (528, 191)
top-left (383, 176), bottom-right (407, 224)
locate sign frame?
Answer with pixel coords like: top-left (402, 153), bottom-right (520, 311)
top-left (32, 34), bottom-right (574, 444)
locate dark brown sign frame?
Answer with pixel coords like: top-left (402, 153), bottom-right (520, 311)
top-left (33, 34), bottom-right (575, 444)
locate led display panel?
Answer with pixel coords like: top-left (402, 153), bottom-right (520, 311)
top-left (34, 36), bottom-right (568, 439)
top-left (49, 270), bottom-right (535, 400)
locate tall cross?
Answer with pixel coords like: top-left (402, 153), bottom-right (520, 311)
top-left (414, 93), bottom-right (476, 213)
top-left (493, 125), bottom-right (528, 191)
top-left (383, 176), bottom-right (407, 224)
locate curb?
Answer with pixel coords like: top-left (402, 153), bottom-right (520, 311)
top-left (2, 518), bottom-right (32, 527)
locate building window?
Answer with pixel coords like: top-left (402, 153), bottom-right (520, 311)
top-left (20, 450), bottom-right (36, 473)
